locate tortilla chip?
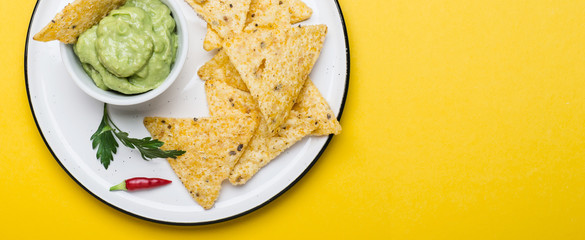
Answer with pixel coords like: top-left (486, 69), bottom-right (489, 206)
top-left (185, 0), bottom-right (251, 41)
top-left (143, 115), bottom-right (258, 209)
top-left (289, 0), bottom-right (312, 24)
top-left (203, 25), bottom-right (223, 51)
top-left (204, 79), bottom-right (317, 185)
top-left (293, 80), bottom-right (341, 135)
top-left (224, 25), bottom-right (327, 135)
top-left (33, 0), bottom-right (126, 44)
top-left (198, 50), bottom-right (248, 92)
top-left (243, 0), bottom-right (291, 32)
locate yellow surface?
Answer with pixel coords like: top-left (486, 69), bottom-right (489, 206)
top-left (2, 0), bottom-right (585, 239)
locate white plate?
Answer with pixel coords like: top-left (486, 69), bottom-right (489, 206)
top-left (26, 0), bottom-right (349, 225)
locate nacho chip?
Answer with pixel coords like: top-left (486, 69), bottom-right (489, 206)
top-left (143, 115), bottom-right (258, 209)
top-left (204, 79), bottom-right (317, 185)
top-left (33, 0), bottom-right (126, 44)
top-left (289, 0), bottom-right (313, 23)
top-left (293, 80), bottom-right (342, 136)
top-left (185, 0), bottom-right (251, 40)
top-left (224, 25), bottom-right (327, 135)
top-left (203, 25), bottom-right (223, 51)
top-left (198, 50), bottom-right (248, 91)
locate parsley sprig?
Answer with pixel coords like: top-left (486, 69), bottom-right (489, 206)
top-left (91, 104), bottom-right (185, 169)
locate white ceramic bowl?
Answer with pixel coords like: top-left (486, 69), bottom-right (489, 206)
top-left (60, 0), bottom-right (188, 106)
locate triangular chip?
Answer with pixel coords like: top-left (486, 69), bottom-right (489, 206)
top-left (293, 80), bottom-right (342, 136)
top-left (198, 50), bottom-right (248, 91)
top-left (224, 25), bottom-right (327, 135)
top-left (33, 0), bottom-right (127, 44)
top-left (204, 79), bottom-right (317, 185)
top-left (185, 0), bottom-right (251, 40)
top-left (203, 25), bottom-right (223, 51)
top-left (289, 0), bottom-right (312, 24)
top-left (143, 115), bottom-right (258, 209)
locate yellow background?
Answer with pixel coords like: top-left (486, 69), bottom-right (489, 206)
top-left (2, 0), bottom-right (585, 239)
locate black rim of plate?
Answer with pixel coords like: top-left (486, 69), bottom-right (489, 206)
top-left (25, 0), bottom-right (350, 226)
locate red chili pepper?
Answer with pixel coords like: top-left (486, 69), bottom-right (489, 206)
top-left (109, 177), bottom-right (172, 191)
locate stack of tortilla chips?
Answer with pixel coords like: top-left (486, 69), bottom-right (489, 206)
top-left (144, 0), bottom-right (341, 209)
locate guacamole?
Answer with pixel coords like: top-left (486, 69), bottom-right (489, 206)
top-left (74, 0), bottom-right (178, 95)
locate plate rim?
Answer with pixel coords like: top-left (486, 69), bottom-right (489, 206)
top-left (24, 0), bottom-right (350, 226)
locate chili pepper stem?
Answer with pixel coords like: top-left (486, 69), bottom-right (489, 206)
top-left (109, 181), bottom-right (128, 191)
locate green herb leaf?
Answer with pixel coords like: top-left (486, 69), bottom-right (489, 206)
top-left (91, 103), bottom-right (185, 169)
top-left (91, 105), bottom-right (119, 169)
top-left (114, 131), bottom-right (186, 160)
